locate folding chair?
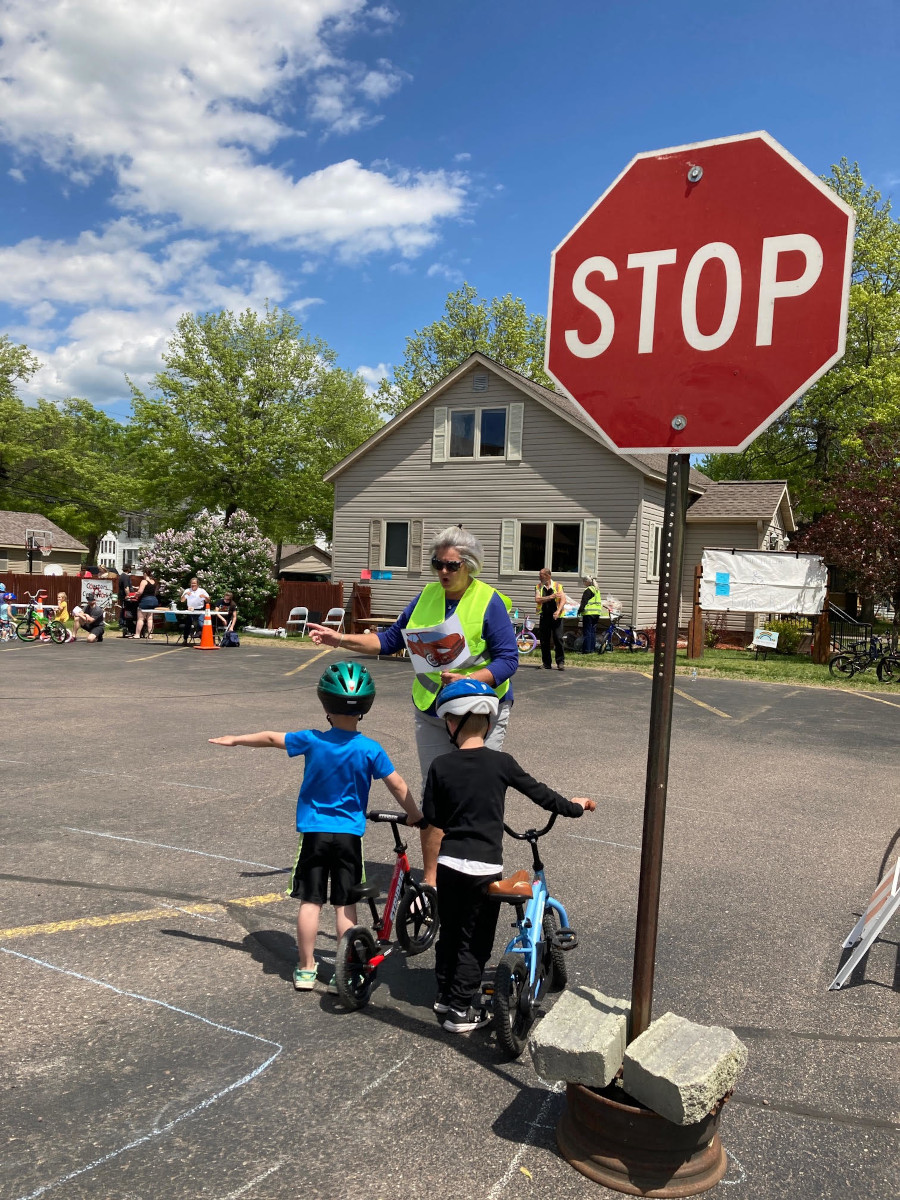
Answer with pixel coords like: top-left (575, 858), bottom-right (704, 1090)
top-left (322, 606), bottom-right (345, 634)
top-left (286, 606), bottom-right (309, 636)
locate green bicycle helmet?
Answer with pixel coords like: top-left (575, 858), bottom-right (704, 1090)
top-left (316, 660), bottom-right (376, 715)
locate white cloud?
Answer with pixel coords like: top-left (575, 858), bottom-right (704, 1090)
top-left (356, 361), bottom-right (391, 394)
top-left (8, 167), bottom-right (25, 183)
top-left (0, 0), bottom-right (467, 255)
top-left (454, 152), bottom-right (472, 162)
top-left (426, 262), bottom-right (464, 283)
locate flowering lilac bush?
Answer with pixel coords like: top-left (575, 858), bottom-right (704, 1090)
top-left (142, 510), bottom-right (277, 623)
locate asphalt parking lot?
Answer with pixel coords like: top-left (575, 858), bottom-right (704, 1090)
top-left (1, 637), bottom-right (898, 1200)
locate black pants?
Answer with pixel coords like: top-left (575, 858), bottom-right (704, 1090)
top-left (539, 613), bottom-right (565, 667)
top-left (435, 864), bottom-right (501, 1012)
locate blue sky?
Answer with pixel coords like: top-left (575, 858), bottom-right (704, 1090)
top-left (0, 0), bottom-right (896, 421)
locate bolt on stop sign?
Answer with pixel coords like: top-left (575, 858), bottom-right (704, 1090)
top-left (545, 131), bottom-right (855, 453)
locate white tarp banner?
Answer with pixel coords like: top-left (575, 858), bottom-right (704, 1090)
top-left (700, 550), bottom-right (827, 614)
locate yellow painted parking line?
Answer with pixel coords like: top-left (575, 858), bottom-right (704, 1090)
top-left (283, 647), bottom-right (332, 677)
top-left (638, 672), bottom-right (731, 719)
top-left (0, 892), bottom-right (286, 942)
top-left (126, 648), bottom-right (183, 662)
top-left (845, 690), bottom-right (900, 710)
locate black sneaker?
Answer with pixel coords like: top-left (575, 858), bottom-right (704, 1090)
top-left (433, 994), bottom-right (451, 1015)
top-left (442, 1006), bottom-right (491, 1033)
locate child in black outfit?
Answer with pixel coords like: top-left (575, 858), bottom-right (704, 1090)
top-left (422, 679), bottom-right (595, 1033)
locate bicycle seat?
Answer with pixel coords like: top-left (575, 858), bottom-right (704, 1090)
top-left (348, 883), bottom-right (379, 903)
top-left (486, 870), bottom-right (533, 901)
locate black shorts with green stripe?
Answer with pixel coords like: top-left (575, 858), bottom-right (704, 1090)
top-left (289, 831), bottom-right (364, 907)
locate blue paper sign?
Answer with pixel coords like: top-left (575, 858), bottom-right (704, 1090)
top-left (715, 571), bottom-right (731, 597)
top-left (371, 570), bottom-right (392, 580)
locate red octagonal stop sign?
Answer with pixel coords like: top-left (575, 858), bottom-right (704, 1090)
top-left (545, 132), bottom-right (855, 453)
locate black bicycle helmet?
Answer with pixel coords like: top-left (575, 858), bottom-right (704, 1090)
top-left (316, 660), bottom-right (376, 715)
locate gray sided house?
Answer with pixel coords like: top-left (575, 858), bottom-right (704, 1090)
top-left (324, 355), bottom-right (795, 634)
top-left (0, 510), bottom-right (87, 576)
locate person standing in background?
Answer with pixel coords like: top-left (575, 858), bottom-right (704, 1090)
top-left (577, 576), bottom-right (604, 654)
top-left (535, 567), bottom-right (566, 671)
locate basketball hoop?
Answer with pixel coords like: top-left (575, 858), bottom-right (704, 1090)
top-left (40, 544), bottom-right (52, 558)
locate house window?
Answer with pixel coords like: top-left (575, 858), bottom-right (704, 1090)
top-left (383, 521), bottom-right (409, 569)
top-left (517, 522), bottom-right (581, 573)
top-left (448, 407), bottom-right (508, 459)
top-left (648, 524), bottom-right (662, 580)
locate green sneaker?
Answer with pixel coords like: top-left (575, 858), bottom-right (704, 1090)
top-left (293, 966), bottom-right (318, 991)
top-left (326, 973), bottom-right (339, 995)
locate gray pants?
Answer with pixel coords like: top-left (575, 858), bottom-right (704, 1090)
top-left (414, 703), bottom-right (511, 785)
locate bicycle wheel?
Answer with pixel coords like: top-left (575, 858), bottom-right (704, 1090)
top-left (516, 633), bottom-right (537, 656)
top-left (493, 952), bottom-right (533, 1059)
top-left (396, 884), bottom-right (439, 955)
top-left (48, 621), bottom-right (68, 644)
top-left (542, 910), bottom-right (568, 992)
top-left (334, 925), bottom-right (377, 1011)
top-left (877, 655), bottom-right (900, 683)
top-left (15, 618), bottom-right (39, 642)
top-left (629, 631), bottom-right (650, 652)
top-left (828, 653), bottom-right (857, 677)
top-left (596, 636), bottom-right (610, 655)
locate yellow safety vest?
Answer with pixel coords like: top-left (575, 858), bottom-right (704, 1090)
top-left (583, 586), bottom-right (604, 616)
top-left (408, 579), bottom-right (510, 711)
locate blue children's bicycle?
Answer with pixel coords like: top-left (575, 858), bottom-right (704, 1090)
top-left (485, 812), bottom-right (579, 1058)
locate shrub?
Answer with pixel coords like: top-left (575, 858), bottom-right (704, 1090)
top-left (764, 619), bottom-right (802, 654)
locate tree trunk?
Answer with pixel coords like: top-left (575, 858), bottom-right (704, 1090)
top-left (224, 503), bottom-right (237, 525)
top-left (275, 540), bottom-right (283, 578)
top-left (86, 533), bottom-right (100, 561)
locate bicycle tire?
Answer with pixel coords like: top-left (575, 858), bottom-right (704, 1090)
top-left (396, 884), bottom-right (439, 955)
top-left (877, 655), bottom-right (900, 683)
top-left (15, 618), bottom-right (39, 642)
top-left (334, 925), bottom-right (377, 1011)
top-left (493, 952), bottom-right (533, 1059)
top-left (629, 631), bottom-right (650, 652)
top-left (828, 653), bottom-right (857, 678)
top-left (596, 637), bottom-right (610, 655)
top-left (48, 621), bottom-right (68, 644)
top-left (516, 634), bottom-right (537, 656)
top-left (542, 910), bottom-right (568, 992)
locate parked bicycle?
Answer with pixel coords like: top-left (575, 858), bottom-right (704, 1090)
top-left (483, 811), bottom-right (583, 1058)
top-left (828, 634), bottom-right (890, 678)
top-left (15, 591), bottom-right (67, 644)
top-left (512, 614), bottom-right (538, 656)
top-left (876, 652), bottom-right (900, 683)
top-left (596, 605), bottom-right (649, 654)
top-left (333, 811), bottom-right (439, 1010)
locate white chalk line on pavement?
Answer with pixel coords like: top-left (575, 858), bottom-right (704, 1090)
top-left (1, 946), bottom-right (283, 1200)
top-left (720, 1151), bottom-right (748, 1185)
top-left (0, 757), bottom-right (28, 763)
top-left (216, 1162), bottom-right (286, 1199)
top-left (568, 833), bottom-right (641, 851)
top-left (487, 1081), bottom-right (564, 1199)
top-left (78, 768), bottom-right (222, 791)
top-left (353, 1049), bottom-right (415, 1103)
top-left (64, 827), bottom-right (280, 870)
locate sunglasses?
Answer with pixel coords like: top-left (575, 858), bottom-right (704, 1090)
top-left (431, 557), bottom-right (464, 573)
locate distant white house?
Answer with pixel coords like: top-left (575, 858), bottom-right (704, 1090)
top-left (323, 353), bottom-right (796, 633)
top-left (97, 513), bottom-right (152, 573)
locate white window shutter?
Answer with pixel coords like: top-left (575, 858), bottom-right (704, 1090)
top-left (432, 406), bottom-right (448, 462)
top-left (409, 519), bottom-right (423, 572)
top-left (581, 519), bottom-right (599, 578)
top-left (506, 402), bottom-right (524, 461)
top-left (500, 520), bottom-right (517, 575)
top-left (368, 519), bottom-right (383, 570)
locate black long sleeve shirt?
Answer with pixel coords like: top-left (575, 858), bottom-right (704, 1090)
top-left (422, 747), bottom-right (584, 865)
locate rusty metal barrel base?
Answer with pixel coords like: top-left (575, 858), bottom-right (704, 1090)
top-left (557, 1082), bottom-right (728, 1198)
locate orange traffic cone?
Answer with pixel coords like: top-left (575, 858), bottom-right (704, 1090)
top-left (197, 602), bottom-right (217, 650)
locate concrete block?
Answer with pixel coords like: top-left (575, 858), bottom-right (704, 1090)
top-left (623, 1011), bottom-right (748, 1126)
top-left (528, 988), bottom-right (630, 1087)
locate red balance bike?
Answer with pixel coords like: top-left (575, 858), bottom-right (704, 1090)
top-left (334, 811), bottom-right (439, 1010)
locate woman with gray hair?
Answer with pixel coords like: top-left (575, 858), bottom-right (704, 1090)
top-left (308, 525), bottom-right (519, 879)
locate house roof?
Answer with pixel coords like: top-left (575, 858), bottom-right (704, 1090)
top-left (324, 352), bottom-right (711, 493)
top-left (0, 510), bottom-right (88, 552)
top-left (685, 481), bottom-right (795, 531)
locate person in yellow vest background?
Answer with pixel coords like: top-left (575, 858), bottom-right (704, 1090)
top-left (535, 567), bottom-right (567, 671)
top-left (577, 575), bottom-right (604, 654)
top-left (308, 525), bottom-right (519, 884)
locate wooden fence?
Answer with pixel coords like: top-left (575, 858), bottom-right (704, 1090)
top-left (2, 573), bottom-right (91, 614)
top-left (265, 580), bottom-right (344, 628)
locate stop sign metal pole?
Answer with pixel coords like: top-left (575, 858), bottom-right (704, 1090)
top-left (630, 451), bottom-right (691, 1041)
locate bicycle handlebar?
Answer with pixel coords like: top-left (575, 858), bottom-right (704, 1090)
top-left (503, 812), bottom-right (558, 840)
top-left (367, 811), bottom-right (410, 825)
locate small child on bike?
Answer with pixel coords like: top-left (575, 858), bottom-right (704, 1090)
top-left (210, 661), bottom-right (423, 991)
top-left (423, 679), bottom-right (595, 1033)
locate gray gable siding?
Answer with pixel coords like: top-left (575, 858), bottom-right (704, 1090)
top-left (332, 368), bottom-right (644, 620)
top-left (636, 482), bottom-right (667, 627)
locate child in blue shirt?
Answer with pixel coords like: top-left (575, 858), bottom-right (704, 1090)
top-left (210, 661), bottom-right (423, 990)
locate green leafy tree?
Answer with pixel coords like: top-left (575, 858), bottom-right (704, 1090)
top-left (0, 335), bottom-right (39, 404)
top-left (130, 306), bottom-right (382, 544)
top-left (0, 394), bottom-right (143, 558)
top-left (701, 160), bottom-right (900, 517)
top-left (378, 283), bottom-right (554, 412)
top-left (141, 509), bottom-right (278, 624)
